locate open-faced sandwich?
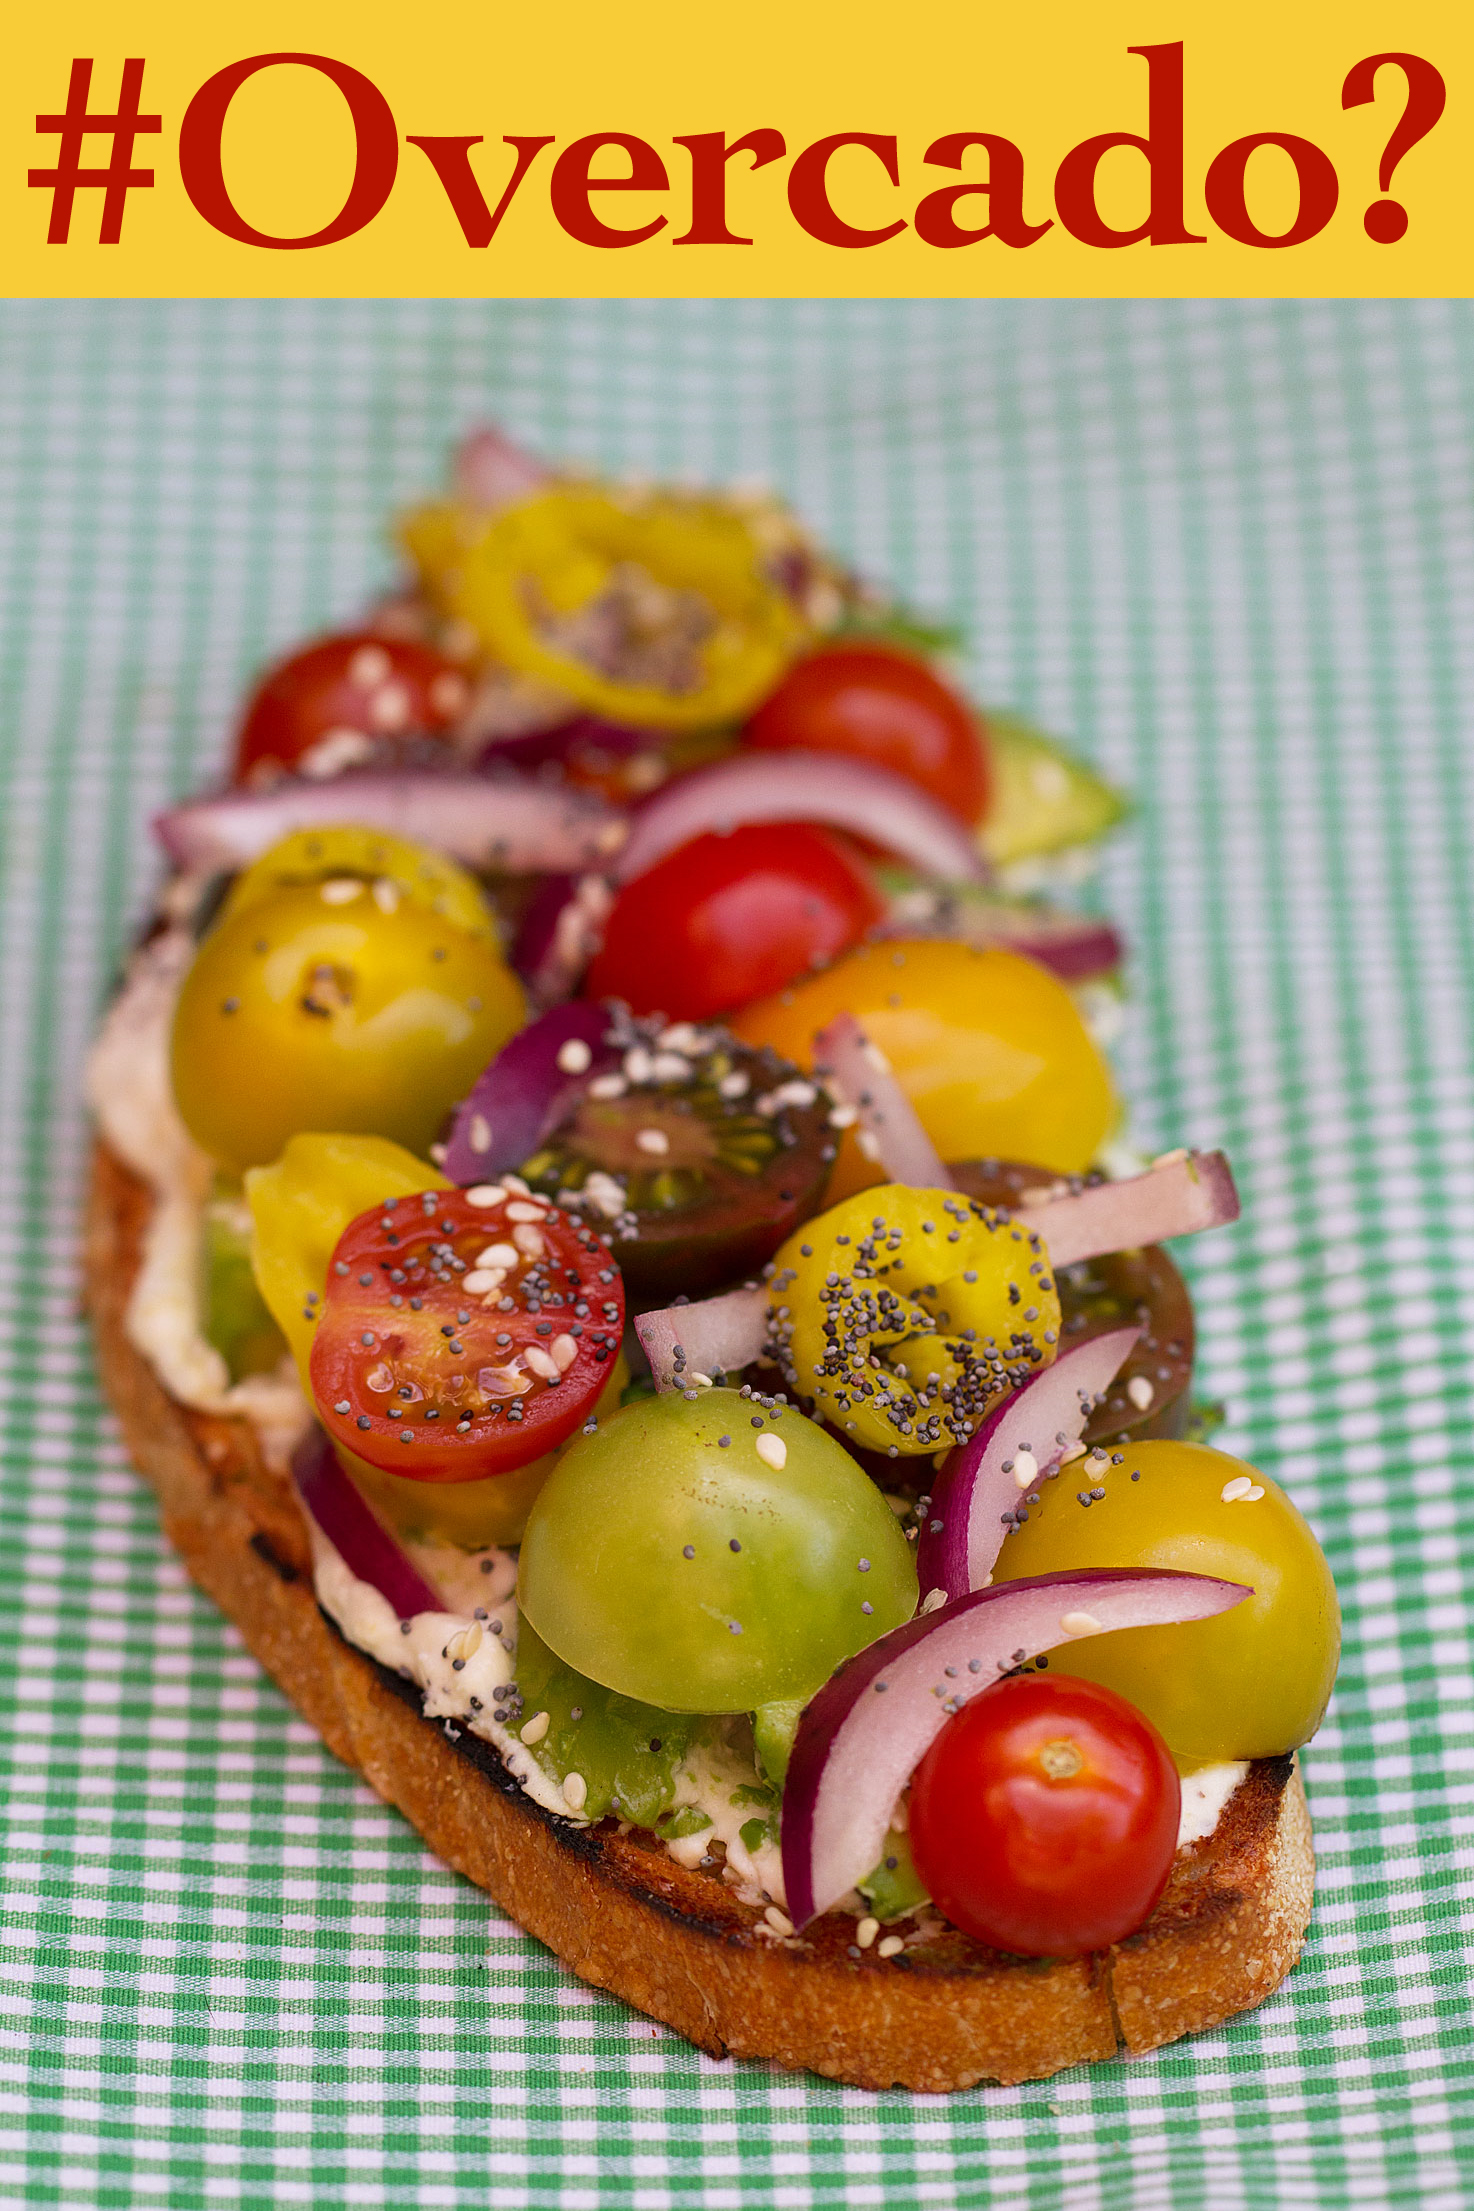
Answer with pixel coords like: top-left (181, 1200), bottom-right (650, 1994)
top-left (84, 429), bottom-right (1338, 2091)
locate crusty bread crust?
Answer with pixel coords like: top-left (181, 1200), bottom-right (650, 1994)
top-left (84, 1142), bottom-right (1314, 2091)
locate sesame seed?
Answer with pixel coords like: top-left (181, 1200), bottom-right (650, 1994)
top-left (755, 1433), bottom-right (787, 1471)
top-left (877, 1936), bottom-right (905, 1960)
top-left (562, 1772), bottom-right (588, 1812)
top-left (635, 1127), bottom-right (670, 1156)
top-left (855, 1916), bottom-right (879, 1949)
top-left (520, 1711), bottom-right (550, 1746)
top-left (556, 1037), bottom-right (593, 1075)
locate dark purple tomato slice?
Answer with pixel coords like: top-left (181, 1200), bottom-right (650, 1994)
top-left (515, 1015), bottom-right (836, 1304)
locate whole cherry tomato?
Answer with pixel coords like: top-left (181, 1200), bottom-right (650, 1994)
top-left (308, 1186), bottom-right (625, 1483)
top-left (583, 822), bottom-right (884, 1020)
top-left (743, 643), bottom-right (990, 826)
top-left (235, 630), bottom-right (471, 783)
top-left (908, 1673), bottom-right (1180, 1957)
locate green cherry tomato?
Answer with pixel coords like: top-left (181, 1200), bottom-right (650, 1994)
top-left (517, 1388), bottom-right (918, 1712)
top-left (768, 1183), bottom-right (1061, 1457)
top-left (171, 880), bottom-right (525, 1172)
top-left (246, 1131), bottom-right (449, 1387)
top-left (992, 1441), bottom-right (1340, 1762)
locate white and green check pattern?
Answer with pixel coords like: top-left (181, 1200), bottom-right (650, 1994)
top-left (1, 300), bottom-right (1471, 2209)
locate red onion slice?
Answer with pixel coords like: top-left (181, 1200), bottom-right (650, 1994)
top-left (1013, 1151), bottom-right (1240, 1270)
top-left (915, 1326), bottom-right (1142, 1603)
top-left (453, 424), bottom-right (553, 512)
top-left (782, 1566), bottom-right (1250, 1928)
top-left (443, 1001), bottom-right (618, 1184)
top-left (612, 752), bottom-right (986, 887)
top-left (814, 1011), bottom-right (953, 1190)
top-left (510, 871), bottom-right (613, 1003)
top-left (155, 771), bottom-right (627, 875)
top-left (636, 1286), bottom-right (770, 1390)
top-left (877, 895), bottom-right (1123, 983)
top-left (291, 1426), bottom-right (445, 1620)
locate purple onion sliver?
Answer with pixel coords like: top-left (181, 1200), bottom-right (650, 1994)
top-left (1007, 917), bottom-right (1124, 983)
top-left (780, 1566), bottom-right (1251, 1928)
top-left (613, 750), bottom-right (986, 886)
top-left (915, 1326), bottom-right (1142, 1603)
top-left (291, 1426), bottom-right (445, 1620)
top-left (636, 1286), bottom-right (770, 1391)
top-left (453, 424), bottom-right (552, 512)
top-left (444, 1001), bottom-right (617, 1184)
top-left (815, 1010), bottom-right (953, 1190)
top-left (154, 770), bottom-right (627, 876)
top-left (1013, 1150), bottom-right (1240, 1270)
top-left (509, 871), bottom-right (613, 1004)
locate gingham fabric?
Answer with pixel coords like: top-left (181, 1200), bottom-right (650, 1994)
top-left (1, 299), bottom-right (1471, 2211)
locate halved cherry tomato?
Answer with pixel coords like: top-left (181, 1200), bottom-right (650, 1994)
top-left (308, 1186), bottom-right (625, 1482)
top-left (583, 823), bottom-right (884, 1020)
top-left (908, 1674), bottom-right (1180, 1958)
top-left (235, 630), bottom-right (471, 783)
top-left (743, 643), bottom-right (990, 826)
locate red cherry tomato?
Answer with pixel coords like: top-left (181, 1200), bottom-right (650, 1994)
top-left (235, 630), bottom-right (471, 783)
top-left (743, 643), bottom-right (990, 826)
top-left (308, 1187), bottom-right (625, 1483)
top-left (583, 823), bottom-right (884, 1021)
top-left (908, 1673), bottom-right (1181, 1957)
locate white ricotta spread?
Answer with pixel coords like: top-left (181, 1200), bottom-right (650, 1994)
top-left (1176, 1759), bottom-right (1249, 1848)
top-left (85, 896), bottom-right (310, 1469)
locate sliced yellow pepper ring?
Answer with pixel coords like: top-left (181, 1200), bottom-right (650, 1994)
top-left (400, 486), bottom-right (811, 731)
top-left (768, 1184), bottom-right (1061, 1458)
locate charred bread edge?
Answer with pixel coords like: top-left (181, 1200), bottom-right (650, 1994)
top-left (84, 1139), bottom-right (1315, 2093)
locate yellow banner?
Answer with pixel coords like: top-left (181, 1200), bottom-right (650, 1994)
top-left (4, 0), bottom-right (1466, 296)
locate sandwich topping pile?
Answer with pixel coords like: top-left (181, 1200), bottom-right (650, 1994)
top-left (86, 428), bottom-right (1340, 2072)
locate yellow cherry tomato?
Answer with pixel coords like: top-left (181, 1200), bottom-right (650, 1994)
top-left (992, 1441), bottom-right (1340, 1762)
top-left (769, 1184), bottom-right (1059, 1457)
top-left (171, 881), bottom-right (525, 1173)
top-left (221, 826), bottom-right (497, 943)
top-left (729, 940), bottom-right (1116, 1197)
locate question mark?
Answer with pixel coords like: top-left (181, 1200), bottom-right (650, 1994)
top-left (1342, 53), bottom-right (1447, 242)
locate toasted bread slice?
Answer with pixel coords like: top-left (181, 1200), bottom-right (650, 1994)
top-left (84, 1142), bottom-right (1314, 2092)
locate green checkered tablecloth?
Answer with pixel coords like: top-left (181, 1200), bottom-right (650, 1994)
top-left (1, 299), bottom-right (1472, 2209)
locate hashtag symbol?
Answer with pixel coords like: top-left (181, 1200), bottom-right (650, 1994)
top-left (30, 59), bottom-right (161, 245)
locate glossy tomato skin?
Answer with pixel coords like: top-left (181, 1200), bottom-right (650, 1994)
top-left (993, 1442), bottom-right (1341, 1763)
top-left (308, 1186), bottom-right (624, 1483)
top-left (235, 630), bottom-right (470, 782)
top-left (743, 643), bottom-right (990, 826)
top-left (583, 823), bottom-right (884, 1020)
top-left (909, 1674), bottom-right (1181, 1958)
top-left (170, 882), bottom-right (524, 1174)
top-left (731, 938), bottom-right (1118, 1193)
top-left (518, 1387), bottom-right (917, 1711)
